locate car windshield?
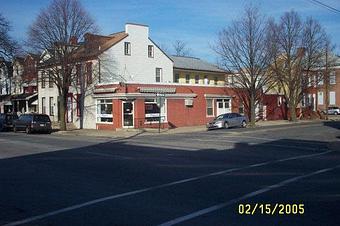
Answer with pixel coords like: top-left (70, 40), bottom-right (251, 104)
top-left (216, 115), bottom-right (225, 120)
top-left (33, 115), bottom-right (50, 122)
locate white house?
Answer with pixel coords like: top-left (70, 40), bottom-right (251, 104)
top-left (38, 23), bottom-right (173, 129)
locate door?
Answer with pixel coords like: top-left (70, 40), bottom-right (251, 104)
top-left (216, 99), bottom-right (231, 116)
top-left (122, 101), bottom-right (134, 128)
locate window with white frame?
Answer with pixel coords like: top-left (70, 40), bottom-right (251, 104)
top-left (41, 97), bottom-right (46, 114)
top-left (185, 74), bottom-right (190, 84)
top-left (214, 77), bottom-right (218, 85)
top-left (195, 75), bottom-right (199, 84)
top-left (174, 73), bottom-right (179, 83)
top-left (204, 75), bottom-right (209, 85)
top-left (330, 91), bottom-right (336, 105)
top-left (156, 68), bottom-right (162, 82)
top-left (41, 72), bottom-right (46, 88)
top-left (206, 99), bottom-right (213, 116)
top-left (330, 72), bottom-right (336, 84)
top-left (96, 99), bottom-right (113, 123)
top-left (145, 98), bottom-right (167, 122)
top-left (49, 97), bottom-right (54, 116)
top-left (317, 72), bottom-right (323, 85)
top-left (124, 42), bottom-right (131, 55)
top-left (318, 91), bottom-right (324, 105)
top-left (148, 45), bottom-right (154, 58)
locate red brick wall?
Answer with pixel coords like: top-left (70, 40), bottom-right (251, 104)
top-left (262, 94), bottom-right (287, 120)
top-left (96, 123), bottom-right (116, 130)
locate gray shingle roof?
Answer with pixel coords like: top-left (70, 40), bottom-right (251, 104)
top-left (170, 55), bottom-right (226, 73)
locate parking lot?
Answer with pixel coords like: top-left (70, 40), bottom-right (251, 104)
top-left (0, 121), bottom-right (340, 226)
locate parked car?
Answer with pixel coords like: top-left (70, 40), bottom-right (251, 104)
top-left (325, 107), bottom-right (340, 115)
top-left (207, 113), bottom-right (248, 130)
top-left (13, 113), bottom-right (52, 134)
top-left (0, 113), bottom-right (19, 132)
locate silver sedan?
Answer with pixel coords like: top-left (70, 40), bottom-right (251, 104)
top-left (207, 113), bottom-right (248, 130)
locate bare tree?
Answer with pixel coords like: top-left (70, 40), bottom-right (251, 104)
top-left (28, 0), bottom-right (98, 130)
top-left (71, 52), bottom-right (120, 129)
top-left (172, 40), bottom-right (191, 57)
top-left (214, 6), bottom-right (274, 127)
top-left (268, 11), bottom-right (328, 121)
top-left (0, 13), bottom-right (18, 59)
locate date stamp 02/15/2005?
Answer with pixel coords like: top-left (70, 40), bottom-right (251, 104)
top-left (238, 203), bottom-right (305, 215)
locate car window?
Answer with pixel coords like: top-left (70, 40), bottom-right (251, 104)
top-left (18, 115), bottom-right (26, 121)
top-left (34, 115), bottom-right (51, 122)
top-left (224, 114), bottom-right (232, 118)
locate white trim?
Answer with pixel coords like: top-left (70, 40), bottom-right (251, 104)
top-left (93, 93), bottom-right (197, 99)
top-left (96, 81), bottom-right (227, 88)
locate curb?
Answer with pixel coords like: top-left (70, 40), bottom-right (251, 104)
top-left (51, 120), bottom-right (334, 138)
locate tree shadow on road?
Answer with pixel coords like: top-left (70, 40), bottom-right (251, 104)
top-left (0, 136), bottom-right (338, 226)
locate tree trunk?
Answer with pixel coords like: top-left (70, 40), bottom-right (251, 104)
top-left (249, 93), bottom-right (256, 127)
top-left (289, 101), bottom-right (298, 122)
top-left (59, 94), bottom-right (67, 131)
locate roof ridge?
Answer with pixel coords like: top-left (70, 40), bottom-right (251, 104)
top-left (172, 55), bottom-right (200, 60)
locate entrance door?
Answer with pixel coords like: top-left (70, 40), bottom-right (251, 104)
top-left (216, 99), bottom-right (231, 116)
top-left (122, 101), bottom-right (134, 128)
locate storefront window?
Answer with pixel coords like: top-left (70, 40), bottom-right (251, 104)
top-left (145, 98), bottom-right (167, 122)
top-left (96, 99), bottom-right (113, 123)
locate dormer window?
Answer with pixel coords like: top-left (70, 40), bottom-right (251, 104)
top-left (124, 42), bottom-right (131, 55)
top-left (148, 45), bottom-right (154, 58)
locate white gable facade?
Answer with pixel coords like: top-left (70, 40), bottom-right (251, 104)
top-left (100, 23), bottom-right (173, 84)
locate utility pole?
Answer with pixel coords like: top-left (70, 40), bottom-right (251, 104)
top-left (79, 63), bottom-right (85, 129)
top-left (324, 42), bottom-right (330, 120)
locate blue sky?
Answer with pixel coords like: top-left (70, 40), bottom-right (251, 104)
top-left (1, 0), bottom-right (340, 63)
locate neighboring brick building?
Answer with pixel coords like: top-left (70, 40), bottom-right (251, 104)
top-left (11, 54), bottom-right (39, 113)
top-left (301, 56), bottom-right (340, 115)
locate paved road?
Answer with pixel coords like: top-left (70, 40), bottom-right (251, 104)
top-left (0, 121), bottom-right (339, 226)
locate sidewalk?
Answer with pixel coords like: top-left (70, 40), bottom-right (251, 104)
top-left (53, 119), bottom-right (326, 139)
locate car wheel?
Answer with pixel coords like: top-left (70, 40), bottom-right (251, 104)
top-left (26, 126), bottom-right (31, 134)
top-left (335, 112), bottom-right (339, 115)
top-left (241, 120), bottom-right (247, 128)
top-left (13, 126), bottom-right (17, 133)
top-left (224, 122), bottom-right (229, 129)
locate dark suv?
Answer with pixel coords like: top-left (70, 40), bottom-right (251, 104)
top-left (13, 114), bottom-right (52, 134)
top-left (0, 113), bottom-right (19, 131)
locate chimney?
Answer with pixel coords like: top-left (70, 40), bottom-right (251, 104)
top-left (69, 36), bottom-right (78, 45)
top-left (125, 23), bottom-right (149, 40)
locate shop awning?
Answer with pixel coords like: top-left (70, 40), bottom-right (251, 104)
top-left (94, 87), bottom-right (117, 94)
top-left (31, 99), bottom-right (38, 105)
top-left (139, 87), bottom-right (176, 94)
top-left (11, 93), bottom-right (38, 101)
